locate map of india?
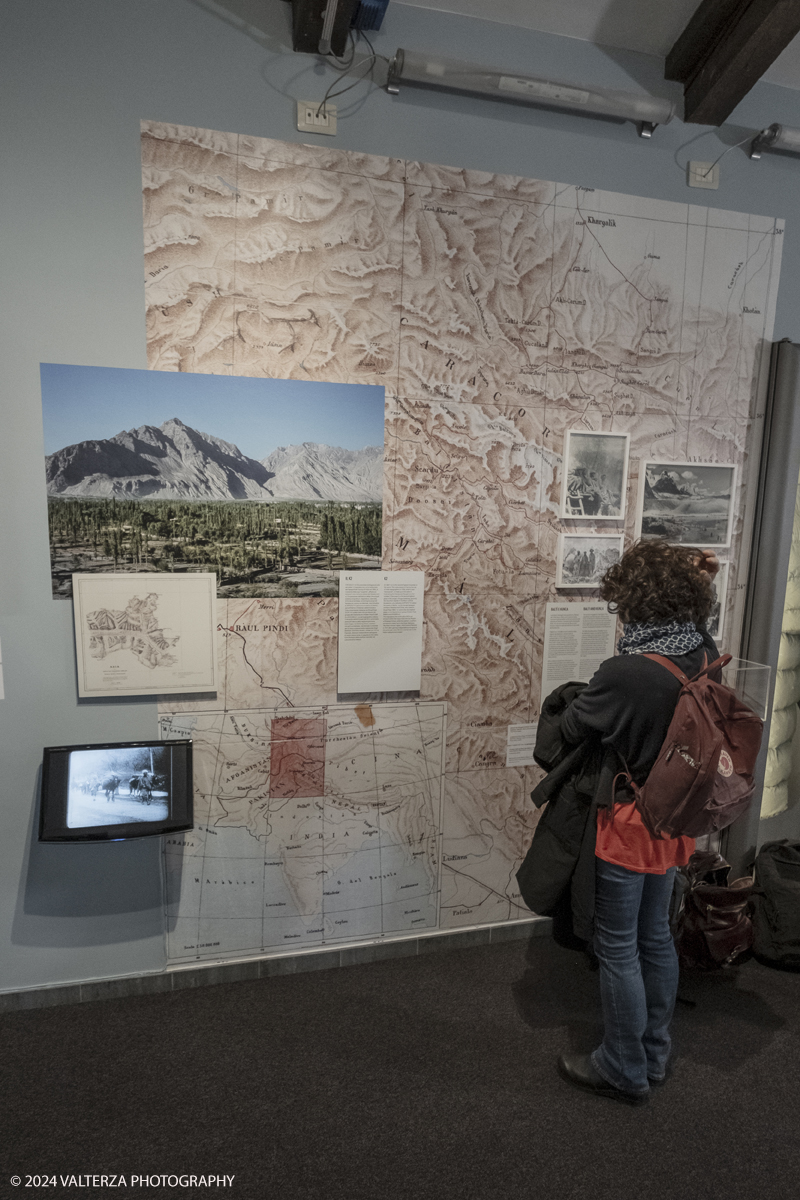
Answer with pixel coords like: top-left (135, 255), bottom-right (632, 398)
top-left (145, 122), bottom-right (783, 955)
top-left (160, 702), bottom-right (446, 962)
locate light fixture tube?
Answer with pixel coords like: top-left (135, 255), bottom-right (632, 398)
top-left (318, 0), bottom-right (339, 56)
top-left (387, 48), bottom-right (675, 135)
top-left (750, 123), bottom-right (800, 159)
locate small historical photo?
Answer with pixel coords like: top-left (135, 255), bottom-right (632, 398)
top-left (637, 462), bottom-right (737, 547)
top-left (706, 561), bottom-right (729, 642)
top-left (560, 430), bottom-right (630, 519)
top-left (66, 744), bottom-right (171, 828)
top-left (557, 534), bottom-right (624, 589)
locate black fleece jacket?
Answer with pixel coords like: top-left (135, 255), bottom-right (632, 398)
top-left (516, 629), bottom-right (719, 940)
top-left (560, 629), bottom-right (719, 800)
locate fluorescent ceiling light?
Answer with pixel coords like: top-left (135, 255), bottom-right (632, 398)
top-left (318, 0), bottom-right (339, 55)
top-left (387, 48), bottom-right (676, 136)
top-left (750, 123), bottom-right (800, 158)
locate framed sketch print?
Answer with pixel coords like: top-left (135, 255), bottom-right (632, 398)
top-left (72, 572), bottom-right (218, 698)
top-left (706, 561), bottom-right (729, 643)
top-left (560, 430), bottom-right (630, 520)
top-left (635, 462), bottom-right (737, 548)
top-left (557, 534), bottom-right (625, 589)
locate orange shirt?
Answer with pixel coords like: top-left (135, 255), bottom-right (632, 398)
top-left (596, 801), bottom-right (694, 874)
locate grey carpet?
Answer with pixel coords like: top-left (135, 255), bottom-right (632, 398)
top-left (1, 936), bottom-right (798, 1200)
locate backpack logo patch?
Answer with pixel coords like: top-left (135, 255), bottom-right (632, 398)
top-left (718, 748), bottom-right (734, 778)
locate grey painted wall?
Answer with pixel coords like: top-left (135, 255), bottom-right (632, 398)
top-left (3, 0), bottom-right (800, 992)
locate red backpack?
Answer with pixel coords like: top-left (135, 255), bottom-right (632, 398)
top-left (616, 653), bottom-right (764, 840)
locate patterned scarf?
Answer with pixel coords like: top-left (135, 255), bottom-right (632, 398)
top-left (617, 620), bottom-right (703, 657)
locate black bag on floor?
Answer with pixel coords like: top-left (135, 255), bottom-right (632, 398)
top-left (752, 840), bottom-right (800, 970)
top-left (674, 850), bottom-right (756, 970)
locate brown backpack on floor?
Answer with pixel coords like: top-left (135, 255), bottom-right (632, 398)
top-left (675, 850), bottom-right (756, 970)
top-left (615, 653), bottom-right (763, 840)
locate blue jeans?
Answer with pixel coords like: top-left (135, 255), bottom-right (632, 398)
top-left (591, 859), bottom-right (679, 1095)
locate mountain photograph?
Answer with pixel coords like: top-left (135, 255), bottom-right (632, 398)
top-left (641, 462), bottom-right (735, 548)
top-left (42, 364), bottom-right (385, 598)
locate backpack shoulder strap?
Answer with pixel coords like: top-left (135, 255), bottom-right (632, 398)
top-left (642, 650), bottom-right (730, 686)
top-left (691, 653), bottom-right (732, 681)
top-left (642, 653), bottom-right (691, 685)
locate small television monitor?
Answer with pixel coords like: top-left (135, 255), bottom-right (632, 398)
top-left (40, 739), bottom-right (193, 842)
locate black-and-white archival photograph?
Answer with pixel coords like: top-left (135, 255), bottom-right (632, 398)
top-left (560, 430), bottom-right (630, 519)
top-left (557, 534), bottom-right (624, 589)
top-left (637, 462), bottom-right (736, 547)
top-left (66, 744), bottom-right (171, 828)
top-left (706, 561), bottom-right (729, 642)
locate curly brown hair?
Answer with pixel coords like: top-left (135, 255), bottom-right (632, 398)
top-left (600, 539), bottom-right (715, 625)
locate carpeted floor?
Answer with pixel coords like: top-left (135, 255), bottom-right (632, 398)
top-left (1, 935), bottom-right (798, 1200)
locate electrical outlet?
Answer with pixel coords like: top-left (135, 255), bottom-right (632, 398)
top-left (687, 161), bottom-right (719, 189)
top-left (297, 101), bottom-right (337, 136)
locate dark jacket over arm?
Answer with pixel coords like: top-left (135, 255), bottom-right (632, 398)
top-left (516, 681), bottom-right (603, 940)
top-left (517, 630), bottom-right (719, 940)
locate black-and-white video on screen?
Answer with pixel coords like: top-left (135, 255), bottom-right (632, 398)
top-left (66, 745), bottom-right (172, 828)
top-left (560, 430), bottom-right (630, 520)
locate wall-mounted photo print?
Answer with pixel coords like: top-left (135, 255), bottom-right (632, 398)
top-left (636, 462), bottom-right (737, 548)
top-left (71, 572), bottom-right (217, 697)
top-left (560, 430), bottom-right (630, 520)
top-left (41, 363), bottom-right (385, 600)
top-left (556, 534), bottom-right (625, 589)
top-left (706, 561), bottom-right (729, 643)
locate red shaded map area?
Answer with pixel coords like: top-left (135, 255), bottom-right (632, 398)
top-left (269, 717), bottom-right (326, 799)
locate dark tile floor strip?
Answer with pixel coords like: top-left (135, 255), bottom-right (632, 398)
top-left (0, 918), bottom-right (549, 1012)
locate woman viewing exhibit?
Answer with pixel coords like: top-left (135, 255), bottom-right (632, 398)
top-left (526, 540), bottom-right (720, 1106)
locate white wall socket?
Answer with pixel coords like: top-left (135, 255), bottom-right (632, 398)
top-left (297, 101), bottom-right (337, 135)
top-left (687, 161), bottom-right (719, 189)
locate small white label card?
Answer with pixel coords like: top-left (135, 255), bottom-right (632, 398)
top-left (506, 722), bottom-right (539, 767)
top-left (337, 570), bottom-right (424, 696)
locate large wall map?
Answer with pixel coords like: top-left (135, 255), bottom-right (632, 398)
top-left (144, 121), bottom-right (783, 958)
top-left (160, 700), bottom-right (445, 961)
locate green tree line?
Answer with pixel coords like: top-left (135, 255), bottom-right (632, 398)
top-left (48, 498), bottom-right (382, 578)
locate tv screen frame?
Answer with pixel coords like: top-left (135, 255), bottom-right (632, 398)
top-left (39, 739), bottom-right (193, 843)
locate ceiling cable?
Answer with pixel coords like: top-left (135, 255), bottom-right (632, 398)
top-left (316, 30), bottom-right (387, 118)
top-left (697, 132), bottom-right (755, 177)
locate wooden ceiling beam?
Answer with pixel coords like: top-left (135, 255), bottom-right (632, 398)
top-left (665, 0), bottom-right (800, 125)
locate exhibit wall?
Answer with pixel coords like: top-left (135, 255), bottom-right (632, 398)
top-left (145, 119), bottom-right (778, 966)
top-left (4, 0), bottom-right (800, 993)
